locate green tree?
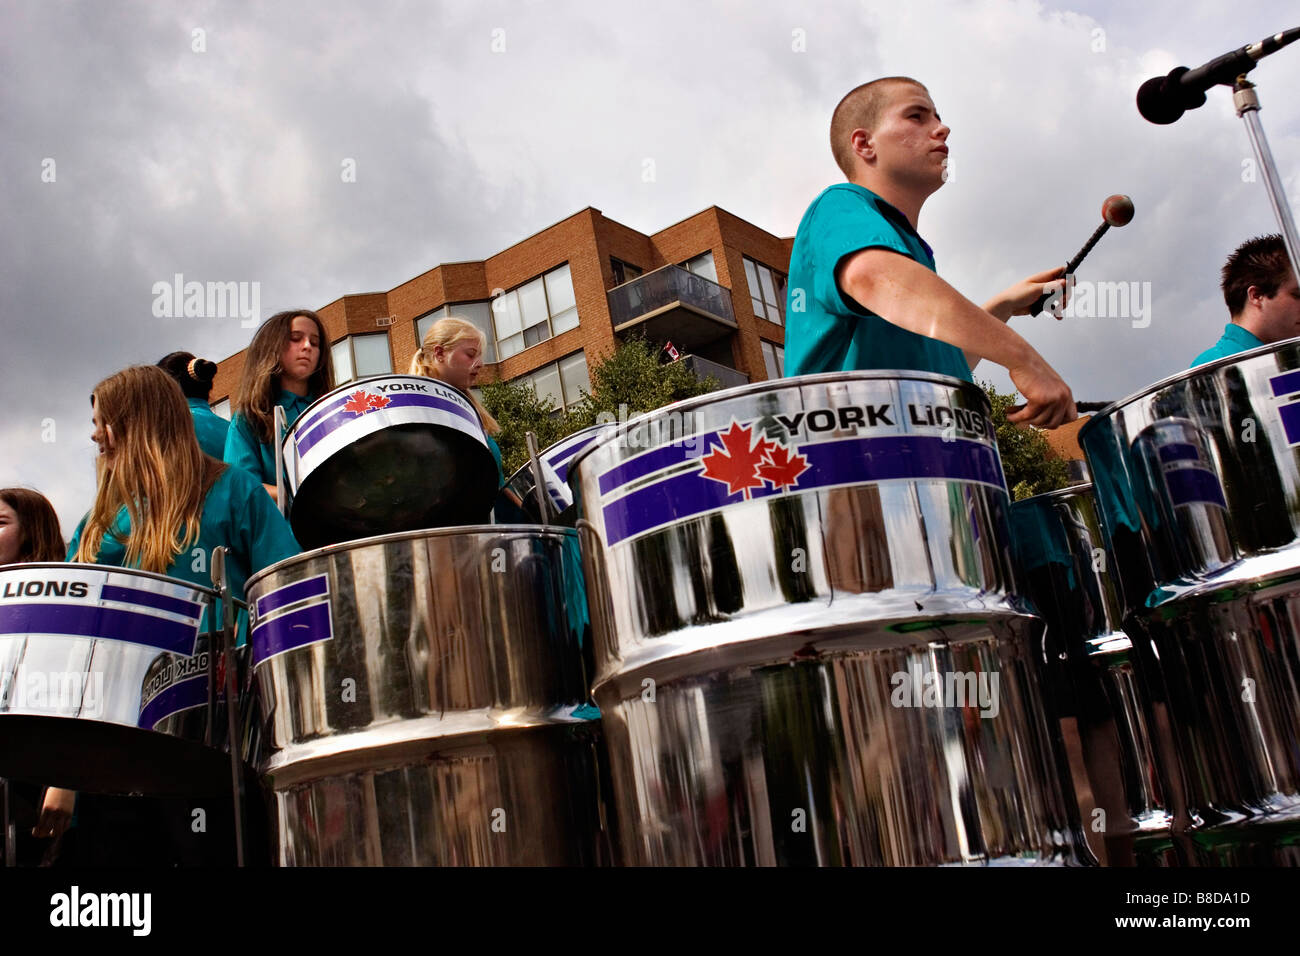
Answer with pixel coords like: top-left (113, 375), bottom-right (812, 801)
top-left (481, 335), bottom-right (722, 475)
top-left (981, 381), bottom-right (1071, 500)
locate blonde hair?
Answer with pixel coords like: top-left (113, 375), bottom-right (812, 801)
top-left (74, 367), bottom-right (224, 573)
top-left (234, 310), bottom-right (334, 443)
top-left (830, 77), bottom-right (929, 177)
top-left (409, 317), bottom-right (500, 435)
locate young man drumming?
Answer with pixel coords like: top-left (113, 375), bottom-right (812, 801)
top-left (784, 76), bottom-right (1077, 428)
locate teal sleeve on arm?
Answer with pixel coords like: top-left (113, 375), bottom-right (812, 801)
top-left (66, 516), bottom-right (87, 560)
top-left (238, 469), bottom-right (301, 574)
top-left (224, 414), bottom-right (269, 483)
top-left (811, 191), bottom-right (916, 315)
top-left (487, 435), bottom-right (505, 489)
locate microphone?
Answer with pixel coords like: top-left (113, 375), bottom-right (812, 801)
top-left (1137, 27), bottom-right (1300, 124)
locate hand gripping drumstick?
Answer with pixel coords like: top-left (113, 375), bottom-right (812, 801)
top-left (1029, 194), bottom-right (1135, 317)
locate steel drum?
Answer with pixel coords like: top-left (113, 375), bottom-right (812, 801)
top-left (246, 526), bottom-right (605, 866)
top-left (1011, 483), bottom-right (1175, 866)
top-left (283, 374), bottom-right (498, 549)
top-left (571, 371), bottom-right (1087, 866)
top-left (1080, 338), bottom-right (1300, 865)
top-left (0, 564), bottom-right (241, 795)
top-left (498, 424), bottom-right (616, 525)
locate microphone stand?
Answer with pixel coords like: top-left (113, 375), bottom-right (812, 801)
top-left (1234, 78), bottom-right (1300, 282)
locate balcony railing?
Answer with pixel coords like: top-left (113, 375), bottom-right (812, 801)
top-left (608, 264), bottom-right (736, 330)
top-left (681, 354), bottom-right (749, 390)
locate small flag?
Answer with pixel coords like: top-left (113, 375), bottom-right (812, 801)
top-left (664, 341), bottom-right (680, 361)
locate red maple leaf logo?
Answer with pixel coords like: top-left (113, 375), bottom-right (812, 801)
top-left (342, 391), bottom-right (390, 415)
top-left (699, 422), bottom-right (775, 498)
top-left (758, 442), bottom-right (811, 490)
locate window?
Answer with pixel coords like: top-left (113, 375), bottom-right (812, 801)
top-left (516, 351), bottom-right (591, 411)
top-left (744, 257), bottom-right (786, 325)
top-left (210, 398), bottom-right (232, 420)
top-left (682, 252), bottom-right (718, 283)
top-left (416, 302), bottom-right (497, 364)
top-left (331, 333), bottom-right (392, 385)
top-left (610, 258), bottom-right (643, 286)
top-left (491, 263), bottom-right (579, 360)
top-left (761, 341), bottom-right (785, 380)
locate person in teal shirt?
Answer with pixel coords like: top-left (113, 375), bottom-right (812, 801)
top-left (1190, 234), bottom-right (1300, 368)
top-left (157, 351), bottom-right (230, 459)
top-left (224, 310), bottom-right (334, 503)
top-left (70, 366), bottom-right (301, 634)
top-left (784, 76), bottom-right (1076, 429)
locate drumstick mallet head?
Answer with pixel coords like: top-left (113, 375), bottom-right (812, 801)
top-left (1031, 194), bottom-right (1135, 317)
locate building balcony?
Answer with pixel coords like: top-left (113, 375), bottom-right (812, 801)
top-left (607, 264), bottom-right (737, 352)
top-left (680, 354), bottom-right (749, 390)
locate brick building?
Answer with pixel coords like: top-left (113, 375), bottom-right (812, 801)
top-left (211, 206), bottom-right (793, 416)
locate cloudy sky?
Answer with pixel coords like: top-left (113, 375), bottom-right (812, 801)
top-left (2, 0), bottom-right (1297, 533)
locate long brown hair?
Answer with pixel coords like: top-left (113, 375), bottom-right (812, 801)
top-left (0, 488), bottom-right (64, 562)
top-left (73, 367), bottom-right (225, 573)
top-left (409, 316), bottom-right (500, 435)
top-left (234, 310), bottom-right (334, 443)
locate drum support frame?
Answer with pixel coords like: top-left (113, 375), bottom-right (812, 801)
top-left (211, 547), bottom-right (247, 868)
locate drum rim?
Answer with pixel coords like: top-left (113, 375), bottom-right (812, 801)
top-left (1079, 334), bottom-right (1300, 440)
top-left (1009, 480), bottom-right (1094, 506)
top-left (566, 368), bottom-right (986, 477)
top-left (0, 561), bottom-right (219, 599)
top-left (503, 422), bottom-right (618, 487)
top-left (247, 523), bottom-right (579, 592)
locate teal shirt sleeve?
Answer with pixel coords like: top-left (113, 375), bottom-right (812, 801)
top-left (486, 435), bottom-right (505, 489)
top-left (229, 466), bottom-right (301, 575)
top-left (224, 412), bottom-right (271, 484)
top-left (189, 400), bottom-right (231, 460)
top-left (810, 188), bottom-right (922, 317)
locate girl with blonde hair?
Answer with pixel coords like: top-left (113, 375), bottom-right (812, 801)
top-left (410, 316), bottom-right (504, 484)
top-left (225, 310), bottom-right (334, 502)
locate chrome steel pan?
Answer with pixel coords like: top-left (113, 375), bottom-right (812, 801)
top-left (0, 564), bottom-right (240, 795)
top-left (245, 526), bottom-right (606, 866)
top-left (571, 371), bottom-right (1086, 866)
top-left (283, 374), bottom-right (498, 549)
top-left (498, 423), bottom-right (615, 525)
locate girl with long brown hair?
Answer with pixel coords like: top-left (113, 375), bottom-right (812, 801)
top-left (409, 316), bottom-right (504, 485)
top-left (0, 487), bottom-right (63, 566)
top-left (224, 310), bottom-right (334, 502)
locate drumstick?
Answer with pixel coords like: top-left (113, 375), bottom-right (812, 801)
top-left (1029, 194), bottom-right (1135, 317)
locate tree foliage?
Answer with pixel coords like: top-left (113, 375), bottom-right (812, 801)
top-left (980, 381), bottom-right (1071, 501)
top-left (481, 335), bottom-right (721, 475)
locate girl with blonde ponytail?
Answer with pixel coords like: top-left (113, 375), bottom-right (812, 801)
top-left (410, 316), bottom-right (505, 485)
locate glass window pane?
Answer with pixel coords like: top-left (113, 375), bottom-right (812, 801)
top-left (758, 266), bottom-right (779, 311)
top-left (762, 343), bottom-right (779, 381)
top-left (751, 297), bottom-right (766, 319)
top-left (774, 344), bottom-right (785, 376)
top-left (498, 333), bottom-right (523, 360)
top-left (210, 398), bottom-right (231, 421)
top-left (688, 253), bottom-right (717, 283)
top-left (452, 301), bottom-right (496, 363)
top-left (353, 333), bottom-right (392, 377)
top-left (551, 307), bottom-right (579, 335)
top-left (493, 291), bottom-right (522, 339)
top-left (524, 323), bottom-right (549, 348)
top-left (558, 351), bottom-right (590, 406)
top-left (415, 307), bottom-right (444, 348)
top-left (532, 364), bottom-right (563, 409)
top-left (743, 258), bottom-right (759, 298)
top-left (519, 277), bottom-right (549, 330)
top-left (544, 263), bottom-right (576, 317)
top-left (331, 340), bottom-right (355, 384)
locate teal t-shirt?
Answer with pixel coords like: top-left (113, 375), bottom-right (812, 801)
top-left (486, 434), bottom-right (505, 489)
top-left (1190, 323), bottom-right (1264, 368)
top-left (188, 397), bottom-right (231, 460)
top-left (224, 390), bottom-right (316, 485)
top-left (784, 183), bottom-right (971, 382)
top-left (67, 464), bottom-right (301, 636)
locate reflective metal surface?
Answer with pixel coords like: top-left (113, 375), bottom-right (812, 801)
top-left (1011, 484), bottom-right (1174, 866)
top-left (283, 374), bottom-right (498, 549)
top-left (246, 526), bottom-right (606, 866)
top-left (572, 371), bottom-right (1086, 865)
top-left (0, 564), bottom-right (239, 796)
top-left (499, 424), bottom-right (615, 525)
top-left (1081, 339), bottom-right (1300, 864)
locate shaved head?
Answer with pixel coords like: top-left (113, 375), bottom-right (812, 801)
top-left (830, 77), bottom-right (929, 177)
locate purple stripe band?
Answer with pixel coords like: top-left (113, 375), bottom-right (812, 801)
top-left (1165, 467), bottom-right (1227, 509)
top-left (0, 603), bottom-right (199, 655)
top-left (1157, 442), bottom-right (1200, 464)
top-left (251, 601), bottom-right (332, 666)
top-left (598, 441), bottom-right (699, 496)
top-left (600, 435), bottom-right (1003, 546)
top-left (549, 433), bottom-right (601, 483)
top-left (1279, 401), bottom-right (1300, 446)
top-left (294, 393), bottom-right (480, 457)
top-left (137, 673), bottom-right (208, 730)
top-left (100, 584), bottom-right (202, 621)
top-left (255, 576), bottom-right (328, 619)
top-left (1269, 370), bottom-right (1300, 398)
